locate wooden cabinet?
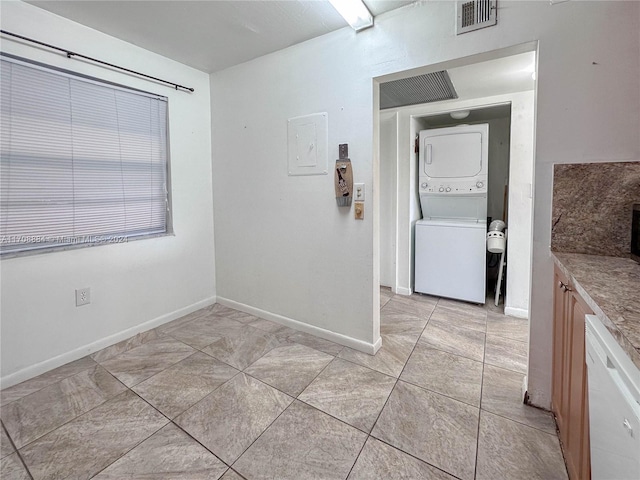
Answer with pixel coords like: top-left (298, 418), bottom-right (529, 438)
top-left (552, 266), bottom-right (592, 480)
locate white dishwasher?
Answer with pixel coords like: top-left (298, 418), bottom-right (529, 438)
top-left (585, 314), bottom-right (640, 480)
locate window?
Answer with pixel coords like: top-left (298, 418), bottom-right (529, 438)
top-left (0, 56), bottom-right (170, 256)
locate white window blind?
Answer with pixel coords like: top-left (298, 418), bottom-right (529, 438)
top-left (0, 58), bottom-right (169, 256)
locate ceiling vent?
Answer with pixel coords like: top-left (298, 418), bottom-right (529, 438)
top-left (457, 0), bottom-right (497, 35)
top-left (380, 71), bottom-right (458, 110)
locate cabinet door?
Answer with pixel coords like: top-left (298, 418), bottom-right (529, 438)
top-left (565, 293), bottom-right (588, 479)
top-left (551, 266), bottom-right (592, 480)
top-left (552, 267), bottom-right (570, 436)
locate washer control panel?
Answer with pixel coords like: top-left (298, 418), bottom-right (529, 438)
top-left (419, 177), bottom-right (487, 194)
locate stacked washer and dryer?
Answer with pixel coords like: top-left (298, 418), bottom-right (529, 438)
top-left (414, 124), bottom-right (489, 304)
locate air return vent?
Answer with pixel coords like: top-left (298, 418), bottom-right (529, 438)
top-left (379, 71), bottom-right (457, 110)
top-left (457, 0), bottom-right (497, 35)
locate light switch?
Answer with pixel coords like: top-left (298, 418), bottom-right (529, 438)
top-left (354, 183), bottom-right (365, 201)
top-left (354, 201), bottom-right (364, 220)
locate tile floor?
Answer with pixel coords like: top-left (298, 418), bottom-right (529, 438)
top-left (0, 290), bottom-right (568, 480)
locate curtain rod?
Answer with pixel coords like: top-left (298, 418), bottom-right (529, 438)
top-left (0, 30), bottom-right (195, 93)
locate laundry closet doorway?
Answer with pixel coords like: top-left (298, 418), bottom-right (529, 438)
top-left (376, 47), bottom-right (537, 319)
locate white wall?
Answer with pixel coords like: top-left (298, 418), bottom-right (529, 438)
top-left (505, 91), bottom-right (535, 319)
top-left (0, 2), bottom-right (215, 386)
top-left (486, 117), bottom-right (510, 223)
top-left (210, 1), bottom-right (639, 407)
top-left (379, 112), bottom-right (398, 289)
top-left (210, 31), bottom-right (384, 352)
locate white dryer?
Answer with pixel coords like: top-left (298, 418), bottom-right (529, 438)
top-left (414, 124), bottom-right (488, 303)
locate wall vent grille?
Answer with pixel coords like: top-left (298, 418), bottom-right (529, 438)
top-left (380, 71), bottom-right (457, 110)
top-left (457, 0), bottom-right (497, 35)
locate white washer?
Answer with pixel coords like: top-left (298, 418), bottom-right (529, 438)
top-left (414, 219), bottom-right (487, 303)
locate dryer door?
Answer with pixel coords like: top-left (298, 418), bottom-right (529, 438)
top-left (421, 131), bottom-right (483, 179)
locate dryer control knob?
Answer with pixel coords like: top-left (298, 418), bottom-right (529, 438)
top-left (439, 187), bottom-right (444, 192)
top-left (445, 187), bottom-right (451, 192)
top-left (421, 182), bottom-right (428, 189)
top-left (476, 181), bottom-right (484, 189)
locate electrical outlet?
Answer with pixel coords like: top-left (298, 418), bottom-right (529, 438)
top-left (75, 287), bottom-right (91, 306)
top-left (354, 183), bottom-right (365, 201)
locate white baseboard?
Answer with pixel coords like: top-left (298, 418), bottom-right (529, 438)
top-left (217, 296), bottom-right (380, 355)
top-left (371, 335), bottom-right (382, 355)
top-left (394, 286), bottom-right (412, 296)
top-left (0, 296), bottom-right (217, 390)
top-left (504, 306), bottom-right (529, 319)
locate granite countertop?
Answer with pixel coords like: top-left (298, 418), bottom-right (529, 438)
top-left (552, 252), bottom-right (640, 370)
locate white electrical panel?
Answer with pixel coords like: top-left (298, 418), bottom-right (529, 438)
top-left (287, 112), bottom-right (328, 176)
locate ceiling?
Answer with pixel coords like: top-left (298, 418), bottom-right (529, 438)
top-left (419, 104), bottom-right (512, 128)
top-left (447, 52), bottom-right (536, 99)
top-left (27, 0), bottom-right (417, 73)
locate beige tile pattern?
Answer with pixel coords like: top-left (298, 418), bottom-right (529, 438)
top-left (299, 358), bottom-right (396, 433)
top-left (234, 401), bottom-right (367, 480)
top-left (99, 336), bottom-right (195, 387)
top-left (133, 352), bottom-right (239, 418)
top-left (380, 288), bottom-right (394, 308)
top-left (401, 343), bottom-right (483, 406)
top-left (0, 453), bottom-right (30, 480)
top-left (220, 309), bottom-right (260, 324)
top-left (348, 436), bottom-right (456, 480)
top-left (380, 309), bottom-right (427, 336)
top-left (220, 470), bottom-right (245, 480)
top-left (437, 298), bottom-right (486, 315)
top-left (476, 411), bottom-right (568, 480)
top-left (90, 329), bottom-right (161, 363)
top-left (167, 315), bottom-right (244, 349)
top-left (0, 288), bottom-right (569, 480)
top-left (420, 318), bottom-right (486, 362)
top-left (209, 303), bottom-right (237, 316)
top-left (158, 306), bottom-right (215, 334)
top-left (372, 381), bottom-right (479, 480)
top-left (1, 424), bottom-right (15, 459)
top-left (486, 310), bottom-right (528, 342)
top-left (0, 356), bottom-right (96, 406)
top-left (481, 364), bottom-right (556, 434)
top-left (175, 373), bottom-right (292, 465)
top-left (383, 296), bottom-right (436, 319)
top-left (339, 307), bottom-right (425, 378)
top-left (20, 390), bottom-right (168, 480)
top-left (484, 334), bottom-right (528, 374)
top-left (430, 302), bottom-right (487, 332)
top-left (244, 343), bottom-right (333, 396)
top-left (338, 333), bottom-right (415, 378)
top-left (202, 326), bottom-right (281, 370)
top-left (248, 318), bottom-right (297, 339)
top-left (1, 365), bottom-right (126, 449)
top-left (287, 331), bottom-right (344, 356)
top-left (94, 423), bottom-right (228, 479)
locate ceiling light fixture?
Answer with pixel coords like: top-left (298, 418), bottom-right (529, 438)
top-left (328, 0), bottom-right (374, 32)
top-left (450, 110), bottom-right (470, 120)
